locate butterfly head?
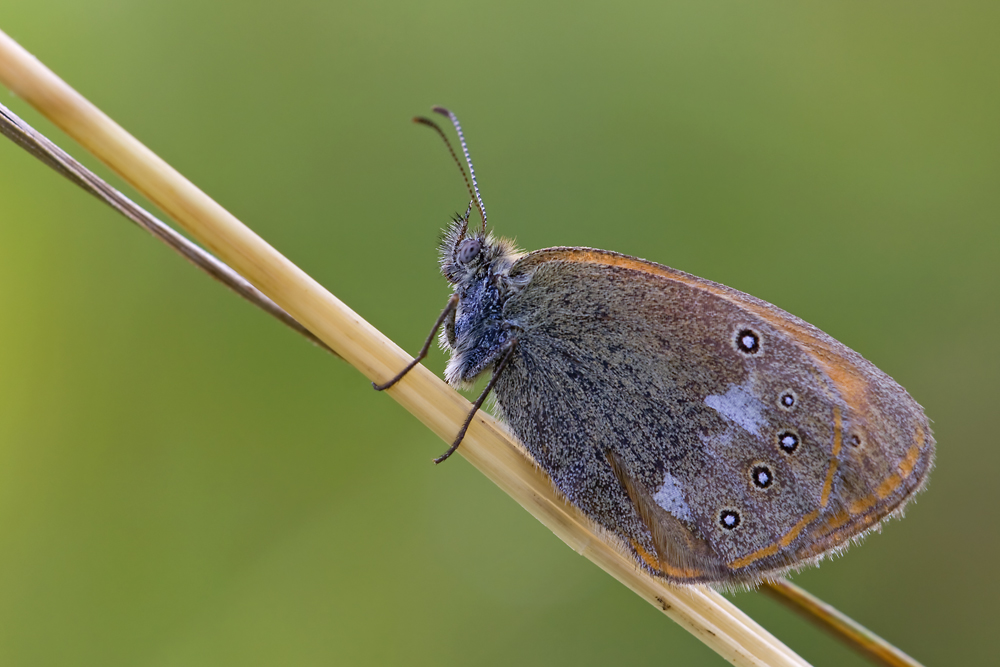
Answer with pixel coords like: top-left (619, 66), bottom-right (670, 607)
top-left (439, 213), bottom-right (519, 286)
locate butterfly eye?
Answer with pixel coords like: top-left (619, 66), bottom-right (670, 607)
top-left (456, 238), bottom-right (482, 265)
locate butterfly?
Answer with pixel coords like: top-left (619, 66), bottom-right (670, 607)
top-left (375, 107), bottom-right (934, 585)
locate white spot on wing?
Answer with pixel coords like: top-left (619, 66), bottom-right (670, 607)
top-left (705, 382), bottom-right (767, 436)
top-left (654, 472), bottom-right (693, 522)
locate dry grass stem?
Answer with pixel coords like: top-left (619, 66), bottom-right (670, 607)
top-left (0, 101), bottom-right (336, 356)
top-left (0, 28), bottom-right (810, 666)
top-left (763, 580), bottom-right (923, 667)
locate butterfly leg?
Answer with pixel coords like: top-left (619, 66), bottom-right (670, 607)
top-left (372, 294), bottom-right (459, 391)
top-left (434, 338), bottom-right (519, 464)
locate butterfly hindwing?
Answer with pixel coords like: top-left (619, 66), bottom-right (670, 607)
top-left (491, 248), bottom-right (933, 585)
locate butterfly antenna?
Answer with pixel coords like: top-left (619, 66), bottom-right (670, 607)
top-left (431, 107), bottom-right (487, 233)
top-left (413, 116), bottom-right (479, 221)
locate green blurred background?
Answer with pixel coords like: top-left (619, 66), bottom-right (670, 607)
top-left (0, 2), bottom-right (996, 665)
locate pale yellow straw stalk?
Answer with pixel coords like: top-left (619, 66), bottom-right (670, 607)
top-left (0, 28), bottom-right (809, 667)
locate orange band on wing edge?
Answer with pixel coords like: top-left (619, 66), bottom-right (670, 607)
top-left (631, 541), bottom-right (705, 581)
top-left (731, 424), bottom-right (928, 571)
top-left (820, 408), bottom-right (843, 507)
top-left (848, 428), bottom-right (926, 514)
top-left (727, 508), bottom-right (822, 569)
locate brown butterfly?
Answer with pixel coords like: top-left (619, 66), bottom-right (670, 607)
top-left (376, 108), bottom-right (934, 586)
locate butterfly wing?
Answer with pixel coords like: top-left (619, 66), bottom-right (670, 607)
top-left (492, 247), bottom-right (933, 585)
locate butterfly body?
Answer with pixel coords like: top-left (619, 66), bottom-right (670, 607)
top-left (438, 219), bottom-right (934, 586)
